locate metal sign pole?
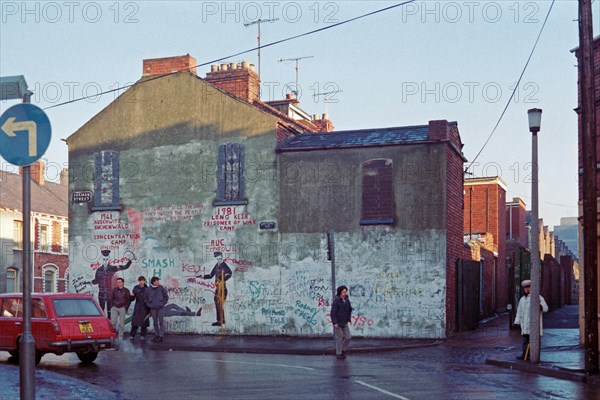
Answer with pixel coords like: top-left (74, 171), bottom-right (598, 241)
top-left (19, 91), bottom-right (35, 400)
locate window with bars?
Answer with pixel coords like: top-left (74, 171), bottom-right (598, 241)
top-left (214, 143), bottom-right (247, 206)
top-left (92, 150), bottom-right (121, 211)
top-left (360, 159), bottom-right (395, 225)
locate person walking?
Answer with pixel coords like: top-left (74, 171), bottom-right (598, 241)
top-left (145, 276), bottom-right (169, 343)
top-left (330, 285), bottom-right (352, 360)
top-left (110, 277), bottom-right (131, 341)
top-left (129, 276), bottom-right (150, 341)
top-left (513, 279), bottom-right (549, 360)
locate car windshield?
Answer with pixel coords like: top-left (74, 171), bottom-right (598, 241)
top-left (53, 299), bottom-right (102, 317)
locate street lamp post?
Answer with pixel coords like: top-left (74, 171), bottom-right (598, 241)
top-left (528, 108), bottom-right (542, 363)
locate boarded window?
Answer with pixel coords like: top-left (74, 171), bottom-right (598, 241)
top-left (92, 150), bottom-right (121, 211)
top-left (360, 159), bottom-right (394, 225)
top-left (214, 143), bottom-right (247, 206)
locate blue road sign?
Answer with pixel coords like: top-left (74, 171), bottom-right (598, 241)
top-left (0, 103), bottom-right (51, 166)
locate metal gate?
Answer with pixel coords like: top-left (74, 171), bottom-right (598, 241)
top-left (456, 259), bottom-right (480, 331)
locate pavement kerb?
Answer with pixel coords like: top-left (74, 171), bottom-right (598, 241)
top-left (485, 358), bottom-right (599, 384)
top-left (147, 339), bottom-right (443, 356)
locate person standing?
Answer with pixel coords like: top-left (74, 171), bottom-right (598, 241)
top-left (129, 276), bottom-right (150, 341)
top-left (110, 277), bottom-right (131, 341)
top-left (91, 249), bottom-right (132, 318)
top-left (330, 285), bottom-right (352, 360)
top-left (145, 276), bottom-right (168, 342)
top-left (199, 252), bottom-right (232, 326)
top-left (514, 279), bottom-right (549, 360)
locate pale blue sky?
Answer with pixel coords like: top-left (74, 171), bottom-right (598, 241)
top-left (1, 1), bottom-right (598, 230)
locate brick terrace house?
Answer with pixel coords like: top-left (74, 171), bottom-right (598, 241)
top-left (65, 54), bottom-right (466, 338)
top-left (0, 161), bottom-right (69, 293)
top-left (463, 176), bottom-right (507, 316)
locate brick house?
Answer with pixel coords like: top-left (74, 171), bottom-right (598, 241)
top-left (0, 161), bottom-right (69, 293)
top-left (463, 176), bottom-right (508, 315)
top-left (65, 54), bottom-right (466, 338)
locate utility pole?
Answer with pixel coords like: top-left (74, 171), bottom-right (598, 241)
top-left (578, 0), bottom-right (599, 374)
top-left (244, 18), bottom-right (279, 89)
top-left (278, 56), bottom-right (314, 98)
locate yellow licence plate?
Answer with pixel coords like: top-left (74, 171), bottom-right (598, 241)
top-left (79, 322), bottom-right (94, 334)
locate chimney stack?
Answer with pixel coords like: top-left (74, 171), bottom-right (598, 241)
top-left (60, 168), bottom-right (69, 186)
top-left (143, 54), bottom-right (197, 76)
top-left (21, 160), bottom-right (45, 185)
top-left (312, 114), bottom-right (335, 132)
top-left (205, 61), bottom-right (260, 103)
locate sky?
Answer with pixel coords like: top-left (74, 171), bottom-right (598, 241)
top-left (1, 0), bottom-right (599, 231)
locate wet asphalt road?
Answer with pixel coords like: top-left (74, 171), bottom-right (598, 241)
top-left (2, 337), bottom-right (598, 400)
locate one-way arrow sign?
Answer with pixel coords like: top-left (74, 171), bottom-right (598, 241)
top-left (0, 103), bottom-right (50, 166)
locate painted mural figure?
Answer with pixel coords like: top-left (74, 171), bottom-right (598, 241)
top-left (110, 277), bottom-right (131, 340)
top-left (163, 304), bottom-right (202, 317)
top-left (513, 279), bottom-right (548, 360)
top-left (198, 252), bottom-right (232, 327)
top-left (330, 285), bottom-right (352, 360)
top-left (145, 276), bottom-right (168, 342)
top-left (129, 276), bottom-right (150, 341)
top-left (90, 249), bottom-right (133, 318)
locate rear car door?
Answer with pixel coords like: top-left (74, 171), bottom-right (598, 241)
top-left (0, 297), bottom-right (23, 350)
top-left (51, 297), bottom-right (113, 339)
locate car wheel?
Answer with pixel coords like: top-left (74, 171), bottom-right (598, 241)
top-left (8, 350), bottom-right (18, 358)
top-left (76, 351), bottom-right (98, 363)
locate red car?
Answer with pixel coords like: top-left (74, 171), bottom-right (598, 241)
top-left (0, 293), bottom-right (117, 364)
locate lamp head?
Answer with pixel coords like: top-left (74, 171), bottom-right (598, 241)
top-left (528, 108), bottom-right (542, 133)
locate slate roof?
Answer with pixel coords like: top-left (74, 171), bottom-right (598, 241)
top-left (0, 172), bottom-right (68, 216)
top-left (276, 125), bottom-right (430, 151)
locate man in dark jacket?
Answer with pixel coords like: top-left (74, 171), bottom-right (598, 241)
top-left (110, 277), bottom-right (131, 340)
top-left (199, 252), bottom-right (232, 326)
top-left (330, 285), bottom-right (352, 359)
top-left (144, 276), bottom-right (168, 342)
top-left (129, 276), bottom-right (150, 341)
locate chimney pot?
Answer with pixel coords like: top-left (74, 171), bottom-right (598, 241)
top-left (249, 64), bottom-right (255, 71)
top-left (230, 63), bottom-right (237, 70)
top-left (211, 65), bottom-right (219, 72)
top-left (241, 61), bottom-right (250, 69)
top-left (313, 114), bottom-right (320, 120)
top-left (220, 64), bottom-right (228, 71)
top-left (322, 113), bottom-right (329, 120)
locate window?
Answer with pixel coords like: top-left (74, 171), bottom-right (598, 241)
top-left (62, 227), bottom-right (69, 253)
top-left (360, 159), bottom-right (395, 225)
top-left (214, 143), bottom-right (247, 206)
top-left (39, 224), bottom-right (49, 252)
top-left (6, 268), bottom-right (18, 293)
top-left (44, 270), bottom-right (56, 293)
top-left (13, 221), bottom-right (22, 249)
top-left (92, 150), bottom-right (121, 211)
top-left (53, 298), bottom-right (102, 317)
top-left (1, 298), bottom-right (22, 318)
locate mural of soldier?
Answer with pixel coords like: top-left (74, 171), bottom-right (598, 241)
top-left (90, 249), bottom-right (134, 318)
top-left (199, 252), bottom-right (232, 326)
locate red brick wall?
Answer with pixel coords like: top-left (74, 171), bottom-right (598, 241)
top-left (143, 54), bottom-right (197, 76)
top-left (33, 253), bottom-right (69, 293)
top-left (506, 202), bottom-right (527, 247)
top-left (445, 144), bottom-right (465, 334)
top-left (464, 182), bottom-right (504, 253)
